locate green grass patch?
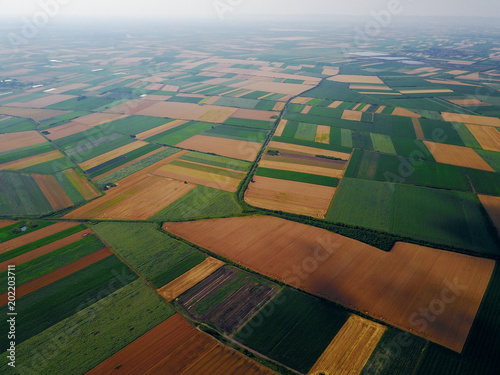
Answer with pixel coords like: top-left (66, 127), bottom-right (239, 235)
top-left (256, 167), bottom-right (339, 187)
top-left (46, 96), bottom-right (117, 111)
top-left (476, 149), bottom-right (500, 173)
top-left (0, 234), bottom-right (105, 293)
top-left (146, 121), bottom-right (213, 145)
top-left (214, 97), bottom-right (259, 109)
top-left (326, 178), bottom-right (499, 255)
top-left (0, 117), bottom-right (37, 133)
top-left (20, 157), bottom-right (75, 174)
top-left (180, 151), bottom-right (250, 172)
top-left (95, 147), bottom-right (180, 186)
top-left (98, 115), bottom-right (170, 135)
top-left (224, 117), bottom-right (274, 129)
top-left (370, 133), bottom-right (397, 154)
top-left (294, 122), bottom-right (318, 142)
top-left (0, 171), bottom-right (53, 216)
top-left (150, 185), bottom-right (242, 222)
top-left (38, 111), bottom-right (90, 129)
top-left (0, 223), bottom-right (87, 263)
top-left (234, 287), bottom-right (349, 374)
top-left (0, 255), bottom-right (137, 352)
top-left (202, 125), bottom-right (268, 143)
top-left (0, 143), bottom-right (54, 165)
top-left (150, 252), bottom-right (206, 288)
top-left (0, 279), bottom-right (173, 375)
top-left (0, 221), bottom-right (54, 243)
top-left (92, 222), bottom-right (201, 285)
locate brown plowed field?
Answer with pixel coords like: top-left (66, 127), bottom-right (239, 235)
top-left (64, 174), bottom-right (195, 220)
top-left (7, 94), bottom-right (75, 108)
top-left (412, 118), bottom-right (425, 140)
top-left (0, 247), bottom-right (111, 306)
top-left (46, 123), bottom-right (92, 141)
top-left (274, 120), bottom-right (287, 137)
top-left (245, 176), bottom-right (336, 218)
top-left (0, 221), bottom-right (80, 254)
top-left (135, 102), bottom-right (237, 123)
top-left (157, 257), bottom-right (225, 301)
top-left (308, 315), bottom-right (386, 375)
top-left (164, 216), bottom-right (495, 353)
top-left (0, 221), bottom-right (17, 229)
top-left (392, 107), bottom-right (421, 117)
top-left (328, 75), bottom-right (384, 84)
top-left (0, 229), bottom-right (92, 271)
top-left (33, 174), bottom-right (74, 210)
top-left (424, 141), bottom-right (495, 171)
top-left (177, 135), bottom-right (261, 162)
top-left (86, 314), bottom-right (276, 375)
top-left (0, 131), bottom-right (47, 153)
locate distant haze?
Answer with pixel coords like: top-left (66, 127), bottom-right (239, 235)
top-left (1, 0), bottom-right (499, 20)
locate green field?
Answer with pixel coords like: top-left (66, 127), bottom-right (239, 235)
top-left (0, 234), bottom-right (105, 292)
top-left (85, 143), bottom-right (160, 178)
top-left (38, 111), bottom-right (90, 129)
top-left (0, 279), bottom-right (173, 375)
top-left (54, 128), bottom-right (134, 163)
top-left (476, 149), bottom-right (500, 173)
top-left (169, 159), bottom-right (245, 179)
top-left (0, 117), bottom-right (37, 132)
top-left (0, 171), bottom-right (53, 216)
top-left (53, 170), bottom-right (86, 204)
top-left (295, 122), bottom-right (318, 141)
top-left (361, 329), bottom-right (427, 375)
top-left (234, 287), bottom-right (349, 373)
top-left (46, 96), bottom-right (117, 111)
top-left (256, 167), bottom-right (339, 187)
top-left (0, 221), bottom-right (54, 243)
top-left (370, 133), bottom-right (397, 154)
top-left (145, 121), bottom-right (213, 145)
top-left (97, 115), bottom-right (170, 135)
top-left (414, 264), bottom-right (500, 375)
top-left (180, 151), bottom-right (251, 172)
top-left (150, 252), bottom-right (206, 287)
top-left (20, 157), bottom-right (75, 174)
top-left (214, 96), bottom-right (259, 109)
top-left (341, 128), bottom-right (353, 147)
top-left (202, 125), bottom-right (268, 143)
top-left (150, 185), bottom-right (242, 222)
top-left (326, 178), bottom-right (499, 255)
top-left (0, 223), bottom-right (87, 263)
top-left (0, 255), bottom-right (137, 352)
top-left (224, 117), bottom-right (274, 129)
top-left (0, 143), bottom-right (55, 165)
top-left (92, 222), bottom-right (201, 287)
top-left (95, 147), bottom-right (180, 185)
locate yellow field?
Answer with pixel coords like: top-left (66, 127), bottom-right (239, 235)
top-left (273, 102), bottom-right (285, 111)
top-left (341, 110), bottom-right (362, 121)
top-left (359, 92), bottom-right (402, 95)
top-left (274, 119), bottom-right (287, 137)
top-left (465, 125), bottom-right (500, 151)
top-left (135, 120), bottom-right (187, 140)
top-left (152, 162), bottom-right (244, 193)
top-left (447, 99), bottom-right (489, 106)
top-left (392, 107), bottom-right (421, 117)
top-left (0, 150), bottom-right (64, 170)
top-left (441, 112), bottom-right (500, 127)
top-left (308, 315), bottom-right (386, 375)
top-left (79, 141), bottom-right (149, 170)
top-left (267, 141), bottom-right (351, 159)
top-left (424, 141), bottom-right (495, 172)
top-left (328, 101), bottom-right (343, 108)
top-left (157, 257), bottom-right (225, 301)
top-left (350, 84), bottom-right (392, 90)
top-left (478, 195), bottom-right (500, 235)
top-left (412, 118), bottom-right (425, 140)
top-left (291, 97), bottom-right (312, 104)
top-left (399, 89), bottom-right (454, 94)
top-left (259, 159), bottom-right (343, 178)
top-left (375, 106), bottom-right (386, 113)
top-left (315, 125), bottom-right (330, 144)
top-left (322, 67), bottom-right (340, 76)
top-left (328, 75), bottom-right (384, 84)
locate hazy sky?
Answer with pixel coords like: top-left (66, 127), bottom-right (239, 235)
top-left (1, 0), bottom-right (499, 20)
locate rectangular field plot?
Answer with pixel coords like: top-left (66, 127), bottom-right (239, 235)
top-left (245, 176), bottom-right (336, 218)
top-left (157, 257), bottom-right (225, 301)
top-left (92, 222), bottom-right (204, 288)
top-left (234, 287), bottom-right (349, 373)
top-left (0, 131), bottom-right (47, 153)
top-left (86, 314), bottom-right (275, 375)
top-left (177, 135), bottom-right (262, 161)
top-left (176, 266), bottom-right (279, 334)
top-left (327, 178), bottom-right (499, 255)
top-left (165, 215), bottom-right (496, 353)
top-left (308, 315), bottom-right (386, 375)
